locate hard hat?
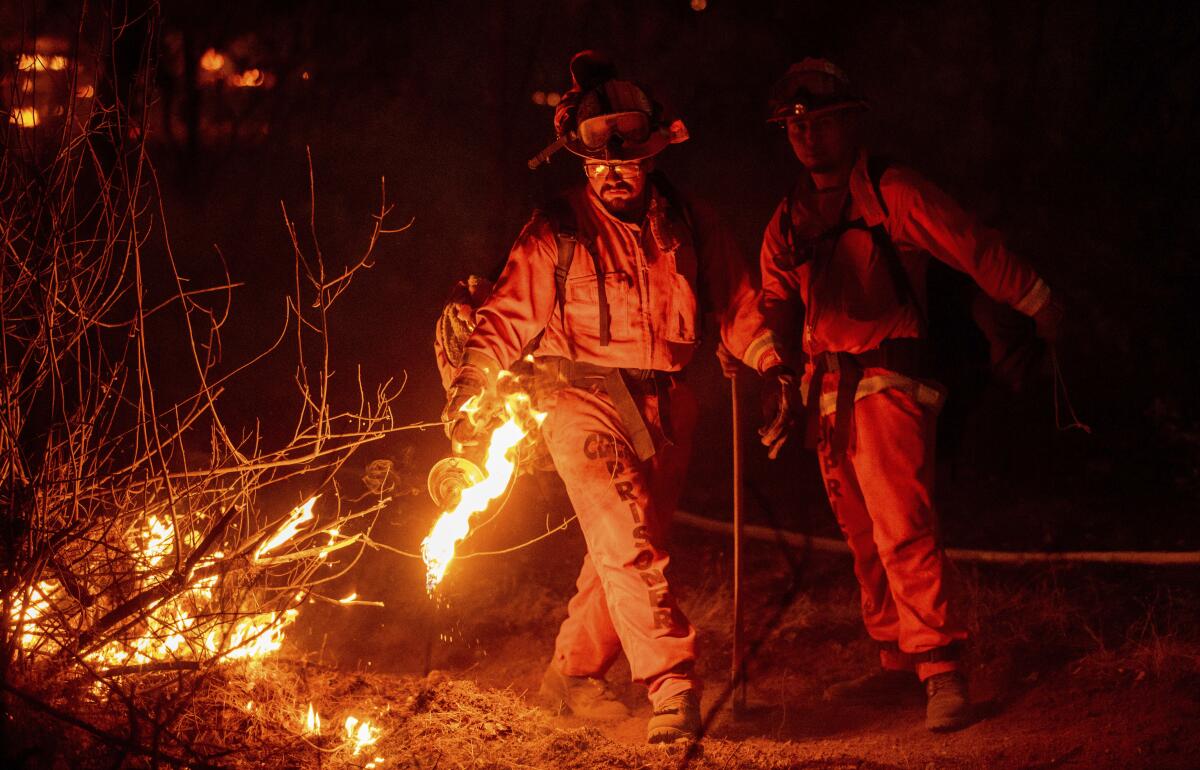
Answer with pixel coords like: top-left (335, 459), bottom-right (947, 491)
top-left (767, 58), bottom-right (868, 123)
top-left (554, 51), bottom-right (688, 162)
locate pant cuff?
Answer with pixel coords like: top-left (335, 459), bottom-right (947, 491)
top-left (646, 670), bottom-right (700, 709)
top-left (916, 660), bottom-right (960, 681)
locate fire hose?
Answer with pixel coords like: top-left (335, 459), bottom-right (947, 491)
top-left (671, 510), bottom-right (1200, 566)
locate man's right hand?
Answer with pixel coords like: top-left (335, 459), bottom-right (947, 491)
top-left (759, 365), bottom-right (800, 460)
top-left (716, 343), bottom-right (741, 379)
top-left (442, 367), bottom-right (488, 446)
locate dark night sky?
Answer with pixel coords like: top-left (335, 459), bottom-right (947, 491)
top-left (6, 0), bottom-right (1199, 543)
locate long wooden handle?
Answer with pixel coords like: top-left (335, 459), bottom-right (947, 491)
top-left (731, 375), bottom-right (746, 713)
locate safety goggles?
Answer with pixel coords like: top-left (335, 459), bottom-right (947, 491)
top-left (583, 161), bottom-right (645, 179)
top-left (577, 110), bottom-right (652, 151)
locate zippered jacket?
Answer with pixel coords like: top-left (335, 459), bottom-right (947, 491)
top-left (461, 181), bottom-right (782, 379)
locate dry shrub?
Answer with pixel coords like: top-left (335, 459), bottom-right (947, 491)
top-left (1, 6), bottom-right (409, 766)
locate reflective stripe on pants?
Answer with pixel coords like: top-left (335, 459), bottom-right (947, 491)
top-left (817, 383), bottom-right (966, 681)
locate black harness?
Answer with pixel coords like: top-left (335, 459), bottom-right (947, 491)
top-left (778, 157), bottom-right (932, 455)
top-left (534, 177), bottom-right (695, 461)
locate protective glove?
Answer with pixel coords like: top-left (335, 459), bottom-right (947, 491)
top-left (715, 342), bottom-right (741, 380)
top-left (758, 365), bottom-right (800, 460)
top-left (442, 366), bottom-right (488, 446)
top-left (1033, 294), bottom-right (1065, 344)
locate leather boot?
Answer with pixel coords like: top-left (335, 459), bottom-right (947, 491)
top-left (538, 665), bottom-right (630, 721)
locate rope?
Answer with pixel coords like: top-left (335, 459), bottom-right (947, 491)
top-left (673, 510), bottom-right (1200, 566)
top-left (1051, 347), bottom-right (1091, 434)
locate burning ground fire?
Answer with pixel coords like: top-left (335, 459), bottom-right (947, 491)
top-left (421, 382), bottom-right (545, 593)
top-left (8, 492), bottom-right (393, 763)
top-left (9, 495), bottom-right (334, 667)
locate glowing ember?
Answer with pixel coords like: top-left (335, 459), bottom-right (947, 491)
top-left (339, 592), bottom-right (358, 603)
top-left (344, 715), bottom-right (380, 756)
top-left (255, 497), bottom-right (318, 561)
top-left (304, 703), bottom-right (321, 734)
top-left (421, 387), bottom-right (545, 593)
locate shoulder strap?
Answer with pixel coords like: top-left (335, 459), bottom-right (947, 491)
top-left (865, 155), bottom-right (891, 218)
top-left (538, 197), bottom-right (579, 329)
top-left (539, 196), bottom-right (611, 348)
top-left (860, 156), bottom-right (926, 332)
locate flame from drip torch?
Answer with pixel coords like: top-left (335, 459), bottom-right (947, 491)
top-left (421, 390), bottom-right (544, 593)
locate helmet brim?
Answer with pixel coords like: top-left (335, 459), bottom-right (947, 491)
top-left (565, 130), bottom-right (671, 161)
top-left (767, 99), bottom-right (869, 124)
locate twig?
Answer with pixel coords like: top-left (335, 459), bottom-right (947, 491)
top-left (0, 681), bottom-right (221, 769)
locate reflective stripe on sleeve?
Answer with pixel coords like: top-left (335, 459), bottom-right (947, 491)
top-left (1013, 278), bottom-right (1051, 317)
top-left (744, 331), bottom-right (783, 373)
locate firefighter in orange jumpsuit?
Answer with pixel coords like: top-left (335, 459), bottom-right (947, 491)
top-left (753, 59), bottom-right (1064, 732)
top-left (443, 52), bottom-right (780, 744)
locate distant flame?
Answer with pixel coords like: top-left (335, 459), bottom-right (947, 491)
top-left (9, 108), bottom-right (39, 128)
top-left (421, 385), bottom-right (544, 593)
top-left (16, 54), bottom-right (68, 71)
top-left (200, 48), bottom-right (226, 72)
top-left (228, 68), bottom-right (265, 88)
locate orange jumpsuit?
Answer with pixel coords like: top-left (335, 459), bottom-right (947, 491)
top-left (760, 152), bottom-right (1052, 679)
top-left (459, 180), bottom-right (778, 705)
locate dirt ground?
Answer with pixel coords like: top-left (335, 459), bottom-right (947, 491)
top-left (282, 469), bottom-right (1200, 770)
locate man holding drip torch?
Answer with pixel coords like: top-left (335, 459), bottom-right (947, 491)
top-left (442, 51), bottom-right (782, 744)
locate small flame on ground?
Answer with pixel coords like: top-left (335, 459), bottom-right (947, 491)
top-left (344, 715), bottom-right (380, 756)
top-left (339, 592), bottom-right (358, 604)
top-left (304, 703), bottom-right (321, 734)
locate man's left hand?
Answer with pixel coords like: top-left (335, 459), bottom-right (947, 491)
top-left (442, 366), bottom-right (488, 445)
top-left (759, 365), bottom-right (800, 460)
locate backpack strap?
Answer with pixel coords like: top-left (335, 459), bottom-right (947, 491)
top-left (540, 197), bottom-right (610, 348)
top-left (859, 156), bottom-right (927, 334)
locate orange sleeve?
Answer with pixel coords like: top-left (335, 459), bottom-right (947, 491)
top-left (460, 214), bottom-right (558, 378)
top-left (885, 168), bottom-right (1051, 316)
top-left (757, 198), bottom-right (804, 369)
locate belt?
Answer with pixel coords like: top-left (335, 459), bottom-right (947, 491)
top-left (535, 356), bottom-right (676, 461)
top-left (805, 338), bottom-right (928, 455)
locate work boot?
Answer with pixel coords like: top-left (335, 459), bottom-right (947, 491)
top-left (823, 668), bottom-right (920, 704)
top-left (538, 665), bottom-right (630, 721)
top-left (924, 671), bottom-right (972, 732)
top-left (646, 689), bottom-right (702, 744)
